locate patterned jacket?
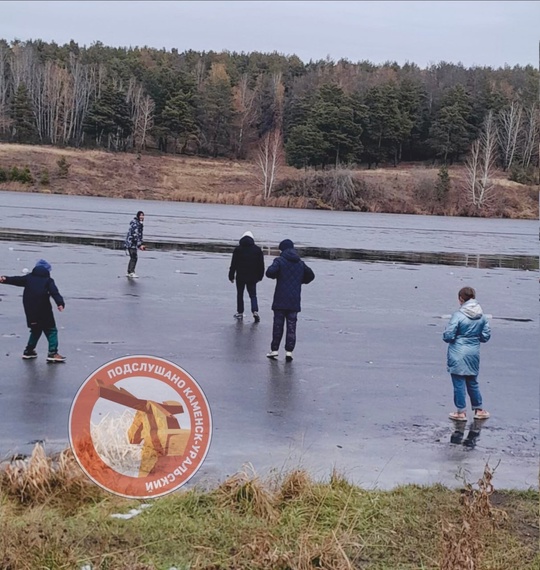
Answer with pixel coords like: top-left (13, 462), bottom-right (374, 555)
top-left (125, 217), bottom-right (144, 249)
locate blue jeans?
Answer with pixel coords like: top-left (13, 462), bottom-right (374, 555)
top-left (451, 374), bottom-right (482, 412)
top-left (236, 280), bottom-right (258, 313)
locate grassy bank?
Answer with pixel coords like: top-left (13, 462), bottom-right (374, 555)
top-left (0, 143), bottom-right (537, 219)
top-left (0, 446), bottom-right (538, 570)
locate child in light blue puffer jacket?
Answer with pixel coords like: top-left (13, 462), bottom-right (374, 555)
top-left (443, 286), bottom-right (491, 421)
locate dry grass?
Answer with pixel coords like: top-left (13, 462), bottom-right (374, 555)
top-left (0, 143), bottom-right (536, 217)
top-left (215, 463), bottom-right (278, 521)
top-left (275, 166), bottom-right (538, 218)
top-left (0, 443), bottom-right (104, 509)
top-left (0, 449), bottom-right (538, 569)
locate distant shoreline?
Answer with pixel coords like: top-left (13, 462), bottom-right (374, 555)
top-left (0, 144), bottom-right (538, 220)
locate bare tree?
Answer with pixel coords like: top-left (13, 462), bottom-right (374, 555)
top-left (194, 57), bottom-right (206, 91)
top-left (232, 73), bottom-right (258, 159)
top-left (465, 111), bottom-right (498, 208)
top-left (497, 102), bottom-right (522, 171)
top-left (521, 104), bottom-right (540, 169)
top-left (65, 56), bottom-right (96, 146)
top-left (270, 71), bottom-right (285, 130)
top-left (255, 129), bottom-right (283, 200)
top-left (0, 42), bottom-right (10, 128)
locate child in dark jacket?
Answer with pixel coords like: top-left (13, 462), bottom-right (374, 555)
top-left (265, 239), bottom-right (315, 361)
top-left (228, 231), bottom-right (265, 322)
top-left (0, 259), bottom-right (66, 362)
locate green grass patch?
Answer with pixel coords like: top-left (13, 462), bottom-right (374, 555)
top-left (0, 449), bottom-right (538, 569)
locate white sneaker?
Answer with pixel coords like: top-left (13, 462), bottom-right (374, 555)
top-left (127, 272), bottom-right (139, 278)
top-left (266, 350), bottom-right (278, 360)
top-left (285, 351), bottom-right (293, 362)
top-left (234, 313), bottom-right (244, 319)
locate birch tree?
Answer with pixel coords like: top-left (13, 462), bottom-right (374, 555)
top-left (232, 73), bottom-right (258, 159)
top-left (497, 102), bottom-right (522, 171)
top-left (521, 104), bottom-right (539, 169)
top-left (137, 94), bottom-right (155, 150)
top-left (465, 111), bottom-right (498, 208)
top-left (255, 128), bottom-right (283, 200)
top-left (0, 42), bottom-right (10, 135)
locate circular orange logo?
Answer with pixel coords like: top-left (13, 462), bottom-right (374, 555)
top-left (69, 355), bottom-right (212, 498)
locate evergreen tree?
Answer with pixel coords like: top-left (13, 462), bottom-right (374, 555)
top-left (12, 84), bottom-right (37, 143)
top-left (397, 79), bottom-right (425, 162)
top-left (83, 84), bottom-right (132, 149)
top-left (428, 86), bottom-right (474, 164)
top-left (285, 123), bottom-right (328, 168)
top-left (310, 84), bottom-right (364, 166)
top-left (197, 64), bottom-right (234, 157)
top-left (160, 91), bottom-right (197, 153)
top-left (361, 83), bottom-right (403, 167)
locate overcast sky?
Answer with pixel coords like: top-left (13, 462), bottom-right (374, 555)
top-left (1, 1), bottom-right (539, 68)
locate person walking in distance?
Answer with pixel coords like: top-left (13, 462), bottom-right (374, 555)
top-left (443, 286), bottom-right (491, 421)
top-left (266, 239), bottom-right (314, 361)
top-left (0, 259), bottom-right (66, 362)
top-left (228, 230), bottom-right (265, 322)
top-left (125, 211), bottom-right (146, 278)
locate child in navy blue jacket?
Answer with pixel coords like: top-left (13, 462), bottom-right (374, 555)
top-left (0, 259), bottom-right (66, 362)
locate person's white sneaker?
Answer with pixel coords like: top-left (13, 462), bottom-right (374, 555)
top-left (234, 313), bottom-right (244, 319)
top-left (127, 272), bottom-right (139, 278)
top-left (285, 351), bottom-right (293, 362)
top-left (266, 350), bottom-right (278, 360)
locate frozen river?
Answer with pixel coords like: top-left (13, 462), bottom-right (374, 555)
top-left (0, 190), bottom-right (537, 490)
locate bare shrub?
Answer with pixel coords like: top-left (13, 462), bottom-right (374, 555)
top-left (323, 169), bottom-right (357, 209)
top-left (274, 168), bottom-right (360, 210)
top-left (439, 464), bottom-right (507, 570)
top-left (215, 463), bottom-right (277, 521)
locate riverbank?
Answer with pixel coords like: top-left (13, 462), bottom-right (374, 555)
top-left (1, 448), bottom-right (538, 570)
top-left (0, 143), bottom-right (537, 218)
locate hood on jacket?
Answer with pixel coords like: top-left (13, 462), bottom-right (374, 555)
top-left (35, 259), bottom-right (51, 272)
top-left (32, 266), bottom-right (50, 277)
top-left (281, 248), bottom-right (301, 263)
top-left (239, 235), bottom-right (255, 246)
top-left (32, 259), bottom-right (51, 276)
top-left (460, 299), bottom-right (483, 319)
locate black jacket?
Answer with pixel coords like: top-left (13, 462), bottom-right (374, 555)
top-left (3, 266), bottom-right (65, 328)
top-left (228, 236), bottom-right (265, 283)
top-left (265, 248), bottom-right (314, 312)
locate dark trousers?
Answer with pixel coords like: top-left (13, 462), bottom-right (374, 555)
top-left (27, 325), bottom-right (58, 355)
top-left (236, 280), bottom-right (258, 313)
top-left (271, 310), bottom-right (298, 352)
top-left (127, 248), bottom-right (138, 273)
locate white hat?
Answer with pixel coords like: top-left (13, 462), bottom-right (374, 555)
top-left (241, 231), bottom-right (254, 239)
